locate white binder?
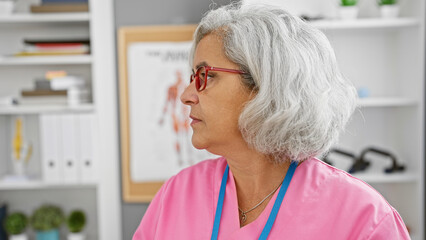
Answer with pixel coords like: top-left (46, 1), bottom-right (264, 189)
top-left (40, 114), bottom-right (63, 183)
top-left (78, 113), bottom-right (97, 182)
top-left (60, 114), bottom-right (79, 183)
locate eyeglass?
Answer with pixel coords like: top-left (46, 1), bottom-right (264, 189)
top-left (189, 66), bottom-right (246, 92)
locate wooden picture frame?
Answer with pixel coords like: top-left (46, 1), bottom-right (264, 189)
top-left (118, 25), bottom-right (197, 203)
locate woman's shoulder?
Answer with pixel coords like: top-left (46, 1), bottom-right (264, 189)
top-left (293, 158), bottom-right (403, 236)
top-left (299, 157), bottom-right (393, 208)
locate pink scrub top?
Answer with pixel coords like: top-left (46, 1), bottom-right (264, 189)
top-left (133, 157), bottom-right (410, 240)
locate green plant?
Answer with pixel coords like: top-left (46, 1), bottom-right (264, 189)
top-left (378, 0), bottom-right (397, 5)
top-left (67, 210), bottom-right (86, 233)
top-left (31, 205), bottom-right (64, 232)
top-left (341, 0), bottom-right (358, 6)
top-left (4, 212), bottom-right (27, 235)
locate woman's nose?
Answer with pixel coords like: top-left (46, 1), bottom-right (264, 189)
top-left (180, 82), bottom-right (199, 106)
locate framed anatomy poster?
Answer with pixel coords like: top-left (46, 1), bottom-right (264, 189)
top-left (118, 25), bottom-right (216, 202)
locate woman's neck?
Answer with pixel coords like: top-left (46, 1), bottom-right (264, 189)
top-left (223, 148), bottom-right (291, 227)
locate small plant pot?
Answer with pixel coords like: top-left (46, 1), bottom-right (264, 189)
top-left (67, 233), bottom-right (86, 240)
top-left (36, 229), bottom-right (60, 240)
top-left (338, 6), bottom-right (359, 20)
top-left (380, 5), bottom-right (400, 18)
top-left (0, 0), bottom-right (15, 15)
top-left (10, 234), bottom-right (28, 240)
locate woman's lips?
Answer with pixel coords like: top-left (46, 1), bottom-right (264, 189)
top-left (190, 115), bottom-right (201, 126)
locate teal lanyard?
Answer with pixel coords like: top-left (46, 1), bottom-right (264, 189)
top-left (211, 161), bottom-right (298, 240)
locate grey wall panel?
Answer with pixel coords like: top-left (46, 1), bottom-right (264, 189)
top-left (114, 1), bottom-right (233, 239)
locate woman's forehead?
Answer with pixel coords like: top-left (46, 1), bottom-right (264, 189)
top-left (192, 34), bottom-right (235, 70)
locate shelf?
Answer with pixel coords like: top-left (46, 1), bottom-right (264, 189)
top-left (0, 55), bottom-right (92, 65)
top-left (357, 97), bottom-right (418, 107)
top-left (0, 104), bottom-right (95, 115)
top-left (352, 172), bottom-right (418, 183)
top-left (0, 180), bottom-right (97, 190)
top-left (0, 12), bottom-right (90, 23)
top-left (309, 17), bottom-right (419, 30)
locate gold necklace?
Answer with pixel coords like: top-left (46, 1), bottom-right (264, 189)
top-left (238, 181), bottom-right (283, 223)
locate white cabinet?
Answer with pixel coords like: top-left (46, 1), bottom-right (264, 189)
top-left (0, 0), bottom-right (121, 239)
top-left (316, 18), bottom-right (424, 240)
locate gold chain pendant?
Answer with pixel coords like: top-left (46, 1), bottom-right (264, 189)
top-left (241, 212), bottom-right (247, 223)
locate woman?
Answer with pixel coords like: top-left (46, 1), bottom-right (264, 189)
top-left (133, 3), bottom-right (409, 240)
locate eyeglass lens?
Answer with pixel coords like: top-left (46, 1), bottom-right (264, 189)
top-left (197, 67), bottom-right (206, 90)
top-left (190, 67), bottom-right (207, 91)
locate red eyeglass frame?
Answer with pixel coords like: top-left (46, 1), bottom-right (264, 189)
top-left (190, 66), bottom-right (246, 91)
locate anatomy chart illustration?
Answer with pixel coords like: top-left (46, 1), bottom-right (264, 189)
top-left (128, 42), bottom-right (216, 182)
top-left (158, 71), bottom-right (193, 167)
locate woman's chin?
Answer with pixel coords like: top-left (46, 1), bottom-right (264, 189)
top-left (191, 142), bottom-right (206, 150)
top-left (191, 137), bottom-right (208, 150)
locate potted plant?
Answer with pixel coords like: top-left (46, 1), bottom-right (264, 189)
top-left (66, 210), bottom-right (86, 240)
top-left (31, 205), bottom-right (64, 240)
top-left (4, 212), bottom-right (28, 240)
top-left (338, 0), bottom-right (359, 20)
top-left (378, 0), bottom-right (399, 18)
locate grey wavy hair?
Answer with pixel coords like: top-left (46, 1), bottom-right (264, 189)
top-left (190, 3), bottom-right (357, 163)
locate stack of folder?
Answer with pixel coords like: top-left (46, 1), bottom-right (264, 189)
top-left (19, 71), bottom-right (90, 105)
top-left (15, 39), bottom-right (90, 56)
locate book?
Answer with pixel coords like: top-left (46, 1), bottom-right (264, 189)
top-left (23, 44), bottom-right (90, 54)
top-left (42, 0), bottom-right (88, 3)
top-left (29, 43), bottom-right (88, 48)
top-left (17, 39), bottom-right (91, 56)
top-left (20, 89), bottom-right (68, 105)
top-left (37, 76), bottom-right (86, 90)
top-left (24, 39), bottom-right (90, 45)
top-left (21, 89), bottom-right (67, 97)
top-left (19, 96), bottom-right (68, 105)
top-left (35, 79), bottom-right (52, 90)
top-left (15, 52), bottom-right (87, 56)
top-left (30, 3), bottom-right (89, 13)
top-left (45, 70), bottom-right (67, 79)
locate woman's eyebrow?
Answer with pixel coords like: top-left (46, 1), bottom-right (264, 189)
top-left (195, 61), bottom-right (209, 70)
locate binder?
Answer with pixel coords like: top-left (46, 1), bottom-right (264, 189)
top-left (78, 113), bottom-right (97, 182)
top-left (39, 114), bottom-right (63, 183)
top-left (60, 114), bottom-right (79, 183)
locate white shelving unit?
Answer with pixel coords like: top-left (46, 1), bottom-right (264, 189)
top-left (308, 5), bottom-right (424, 240)
top-left (0, 0), bottom-right (121, 239)
top-left (246, 0), bottom-right (424, 239)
